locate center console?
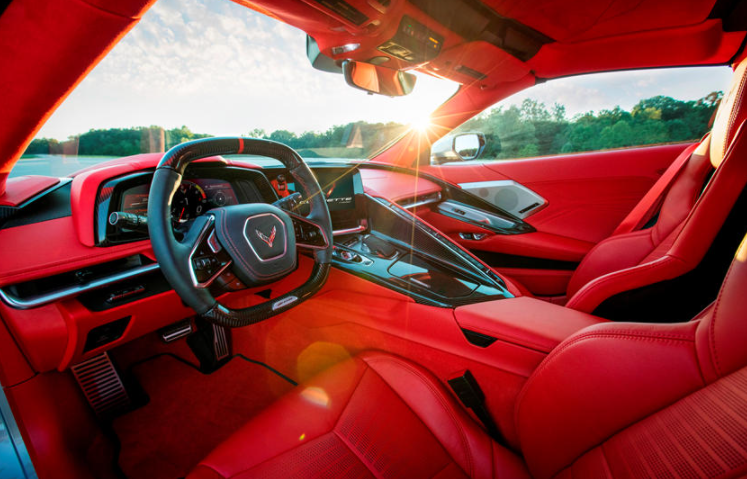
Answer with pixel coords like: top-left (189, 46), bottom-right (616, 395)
top-left (328, 195), bottom-right (513, 307)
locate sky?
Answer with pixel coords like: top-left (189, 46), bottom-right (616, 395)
top-left (35, 0), bottom-right (734, 141)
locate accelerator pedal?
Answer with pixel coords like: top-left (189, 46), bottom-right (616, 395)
top-left (187, 320), bottom-right (232, 373)
top-left (213, 323), bottom-right (230, 361)
top-left (71, 352), bottom-right (131, 417)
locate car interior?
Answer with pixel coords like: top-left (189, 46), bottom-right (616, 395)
top-left (1, 0), bottom-right (747, 478)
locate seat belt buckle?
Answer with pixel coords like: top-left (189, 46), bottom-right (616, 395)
top-left (448, 370), bottom-right (504, 443)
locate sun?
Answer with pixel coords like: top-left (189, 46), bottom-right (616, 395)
top-left (409, 114), bottom-right (433, 133)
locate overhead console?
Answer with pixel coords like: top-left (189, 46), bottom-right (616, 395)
top-left (378, 15), bottom-right (444, 63)
top-left (408, 0), bottom-right (550, 62)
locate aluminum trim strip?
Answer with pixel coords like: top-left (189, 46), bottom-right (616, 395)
top-left (0, 263), bottom-right (161, 310)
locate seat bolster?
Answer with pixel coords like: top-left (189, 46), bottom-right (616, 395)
top-left (187, 357), bottom-right (368, 479)
top-left (566, 254), bottom-right (688, 313)
top-left (515, 321), bottom-right (705, 479)
top-left (695, 236), bottom-right (747, 383)
top-left (566, 228), bottom-right (655, 298)
top-left (710, 57), bottom-right (747, 168)
top-left (360, 352), bottom-right (530, 479)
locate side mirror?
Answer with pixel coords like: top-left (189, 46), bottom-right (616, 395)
top-left (431, 133), bottom-right (486, 164)
top-left (454, 133), bottom-right (485, 160)
top-left (342, 60), bottom-right (417, 97)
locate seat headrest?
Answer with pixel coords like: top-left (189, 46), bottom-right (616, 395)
top-left (710, 57), bottom-right (747, 168)
top-left (697, 233), bottom-right (747, 381)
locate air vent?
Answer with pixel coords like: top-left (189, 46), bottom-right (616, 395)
top-left (397, 191), bottom-right (442, 209)
top-left (71, 353), bottom-right (131, 417)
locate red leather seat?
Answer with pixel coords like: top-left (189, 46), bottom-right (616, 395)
top-left (510, 57), bottom-right (747, 315)
top-left (188, 234), bottom-right (747, 478)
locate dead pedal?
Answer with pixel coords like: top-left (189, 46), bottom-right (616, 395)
top-left (71, 352), bottom-right (131, 417)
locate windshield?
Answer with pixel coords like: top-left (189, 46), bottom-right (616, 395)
top-left (12, 0), bottom-right (458, 178)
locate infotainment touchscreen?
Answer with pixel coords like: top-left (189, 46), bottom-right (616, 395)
top-left (313, 169), bottom-right (356, 211)
top-left (276, 168), bottom-right (360, 212)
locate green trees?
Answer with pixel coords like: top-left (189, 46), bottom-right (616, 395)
top-left (455, 92), bottom-right (721, 160)
top-left (24, 93), bottom-right (721, 160)
top-left (24, 126), bottom-right (211, 157)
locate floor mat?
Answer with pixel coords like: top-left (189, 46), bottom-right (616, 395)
top-left (113, 354), bottom-right (294, 479)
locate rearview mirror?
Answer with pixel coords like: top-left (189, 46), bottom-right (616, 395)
top-left (431, 133), bottom-right (486, 164)
top-left (342, 60), bottom-right (417, 97)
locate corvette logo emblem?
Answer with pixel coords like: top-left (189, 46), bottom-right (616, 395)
top-left (255, 225), bottom-right (277, 247)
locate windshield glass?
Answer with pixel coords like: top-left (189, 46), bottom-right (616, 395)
top-left (12, 0), bottom-right (458, 178)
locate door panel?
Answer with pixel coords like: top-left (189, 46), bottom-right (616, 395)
top-left (420, 143), bottom-right (691, 295)
top-left (459, 180), bottom-right (548, 219)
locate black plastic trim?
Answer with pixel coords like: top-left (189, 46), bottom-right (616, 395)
top-left (462, 329), bottom-right (498, 347)
top-left (1, 181), bottom-right (72, 228)
top-left (471, 250), bottom-right (579, 271)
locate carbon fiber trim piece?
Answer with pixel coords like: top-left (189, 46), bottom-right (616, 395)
top-left (202, 263), bottom-right (330, 328)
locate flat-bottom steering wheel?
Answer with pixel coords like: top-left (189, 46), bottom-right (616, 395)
top-left (147, 137), bottom-right (333, 327)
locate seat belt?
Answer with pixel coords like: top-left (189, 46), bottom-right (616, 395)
top-left (612, 137), bottom-right (707, 236)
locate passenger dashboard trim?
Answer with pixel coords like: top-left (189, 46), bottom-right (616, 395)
top-left (0, 263), bottom-right (160, 310)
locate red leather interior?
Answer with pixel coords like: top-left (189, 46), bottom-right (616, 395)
top-left (424, 142), bottom-right (689, 246)
top-left (358, 167), bottom-right (441, 203)
top-left (493, 268), bottom-right (572, 297)
top-left (227, 262), bottom-right (540, 447)
top-left (187, 352), bottom-right (531, 479)
top-left (565, 144), bottom-right (714, 298)
top-left (0, 176), bottom-right (60, 207)
top-left (611, 142), bottom-right (702, 236)
top-left (517, 232), bottom-right (747, 478)
top-left (567, 119), bottom-right (747, 312)
top-left (417, 144), bottom-right (689, 294)
top-left (0, 216), bottom-right (151, 288)
top-left (454, 297), bottom-right (605, 354)
top-left (191, 232), bottom-right (747, 479)
top-left (527, 20), bottom-right (745, 78)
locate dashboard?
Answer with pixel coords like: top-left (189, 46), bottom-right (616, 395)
top-left (96, 164), bottom-right (366, 246)
top-left (0, 156), bottom-right (527, 373)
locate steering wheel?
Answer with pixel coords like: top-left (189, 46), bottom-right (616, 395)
top-left (147, 137), bottom-right (333, 328)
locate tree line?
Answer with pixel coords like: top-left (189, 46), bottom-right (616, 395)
top-left (24, 92), bottom-right (721, 160)
top-left (457, 92), bottom-right (722, 159)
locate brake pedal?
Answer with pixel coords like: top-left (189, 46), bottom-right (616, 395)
top-left (71, 352), bottom-right (131, 417)
top-left (159, 319), bottom-right (193, 343)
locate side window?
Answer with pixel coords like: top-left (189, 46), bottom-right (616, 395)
top-left (435, 66), bottom-right (731, 163)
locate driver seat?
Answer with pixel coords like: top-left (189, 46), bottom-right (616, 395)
top-left (188, 233), bottom-right (747, 479)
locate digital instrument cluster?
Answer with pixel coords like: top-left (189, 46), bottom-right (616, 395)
top-left (121, 178), bottom-right (239, 222)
